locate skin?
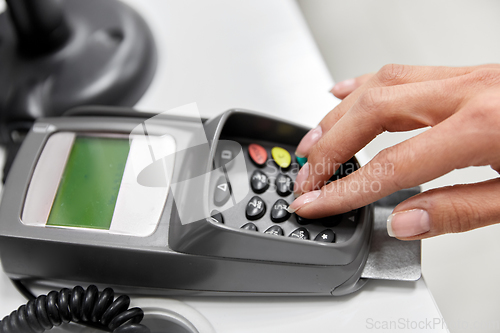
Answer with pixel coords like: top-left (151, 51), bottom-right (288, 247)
top-left (291, 64), bottom-right (500, 240)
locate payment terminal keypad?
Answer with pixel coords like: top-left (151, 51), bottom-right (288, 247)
top-left (212, 139), bottom-right (360, 244)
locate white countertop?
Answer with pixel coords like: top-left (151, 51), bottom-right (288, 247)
top-left (0, 1), bottom-right (447, 331)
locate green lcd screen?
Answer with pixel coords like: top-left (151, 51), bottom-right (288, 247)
top-left (47, 136), bottom-right (130, 229)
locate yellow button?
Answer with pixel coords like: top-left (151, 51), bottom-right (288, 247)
top-left (271, 147), bottom-right (291, 169)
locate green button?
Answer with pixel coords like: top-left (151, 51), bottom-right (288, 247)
top-left (296, 156), bottom-right (307, 167)
top-left (272, 147), bottom-right (291, 168)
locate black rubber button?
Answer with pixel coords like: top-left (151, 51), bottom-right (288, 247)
top-left (209, 210), bottom-right (224, 224)
top-left (250, 170), bottom-right (269, 194)
top-left (264, 225), bottom-right (284, 236)
top-left (321, 215), bottom-right (342, 228)
top-left (289, 227), bottom-right (310, 240)
top-left (296, 214), bottom-right (311, 225)
top-left (314, 229), bottom-right (336, 243)
top-left (275, 174), bottom-right (293, 196)
top-left (271, 199), bottom-right (290, 223)
top-left (246, 196), bottom-right (266, 220)
top-left (241, 223), bottom-right (258, 231)
top-left (214, 176), bottom-right (231, 207)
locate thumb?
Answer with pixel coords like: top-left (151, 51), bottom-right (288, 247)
top-left (387, 178), bottom-right (500, 240)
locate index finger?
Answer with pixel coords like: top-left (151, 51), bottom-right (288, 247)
top-left (289, 109), bottom-right (483, 218)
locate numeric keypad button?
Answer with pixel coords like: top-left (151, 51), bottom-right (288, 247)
top-left (289, 227), bottom-right (310, 240)
top-left (264, 225), bottom-right (284, 236)
top-left (275, 174), bottom-right (293, 196)
top-left (250, 170), bottom-right (269, 194)
top-left (271, 199), bottom-right (291, 223)
top-left (296, 214), bottom-right (311, 225)
top-left (246, 196), bottom-right (266, 221)
top-left (241, 223), bottom-right (258, 231)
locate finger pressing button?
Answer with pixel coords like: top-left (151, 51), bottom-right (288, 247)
top-left (271, 199), bottom-right (291, 223)
top-left (296, 214), bottom-right (311, 225)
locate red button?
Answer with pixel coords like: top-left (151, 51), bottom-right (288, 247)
top-left (248, 144), bottom-right (267, 166)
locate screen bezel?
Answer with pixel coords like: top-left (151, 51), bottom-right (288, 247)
top-left (21, 131), bottom-right (175, 237)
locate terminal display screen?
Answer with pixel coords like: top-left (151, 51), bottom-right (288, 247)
top-left (47, 136), bottom-right (130, 230)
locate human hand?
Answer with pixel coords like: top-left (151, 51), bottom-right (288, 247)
top-left (288, 64), bottom-right (500, 240)
top-left (330, 72), bottom-right (374, 99)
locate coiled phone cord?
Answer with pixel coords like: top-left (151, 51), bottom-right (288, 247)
top-left (0, 281), bottom-right (150, 333)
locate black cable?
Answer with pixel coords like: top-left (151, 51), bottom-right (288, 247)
top-left (1, 281), bottom-right (150, 333)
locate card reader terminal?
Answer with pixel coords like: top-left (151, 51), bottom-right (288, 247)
top-left (0, 108), bottom-right (373, 296)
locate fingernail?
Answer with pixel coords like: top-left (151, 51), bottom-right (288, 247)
top-left (331, 78), bottom-right (356, 94)
top-left (287, 190), bottom-right (321, 213)
top-left (387, 209), bottom-right (430, 238)
top-left (293, 162), bottom-right (309, 195)
top-left (296, 126), bottom-right (322, 158)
